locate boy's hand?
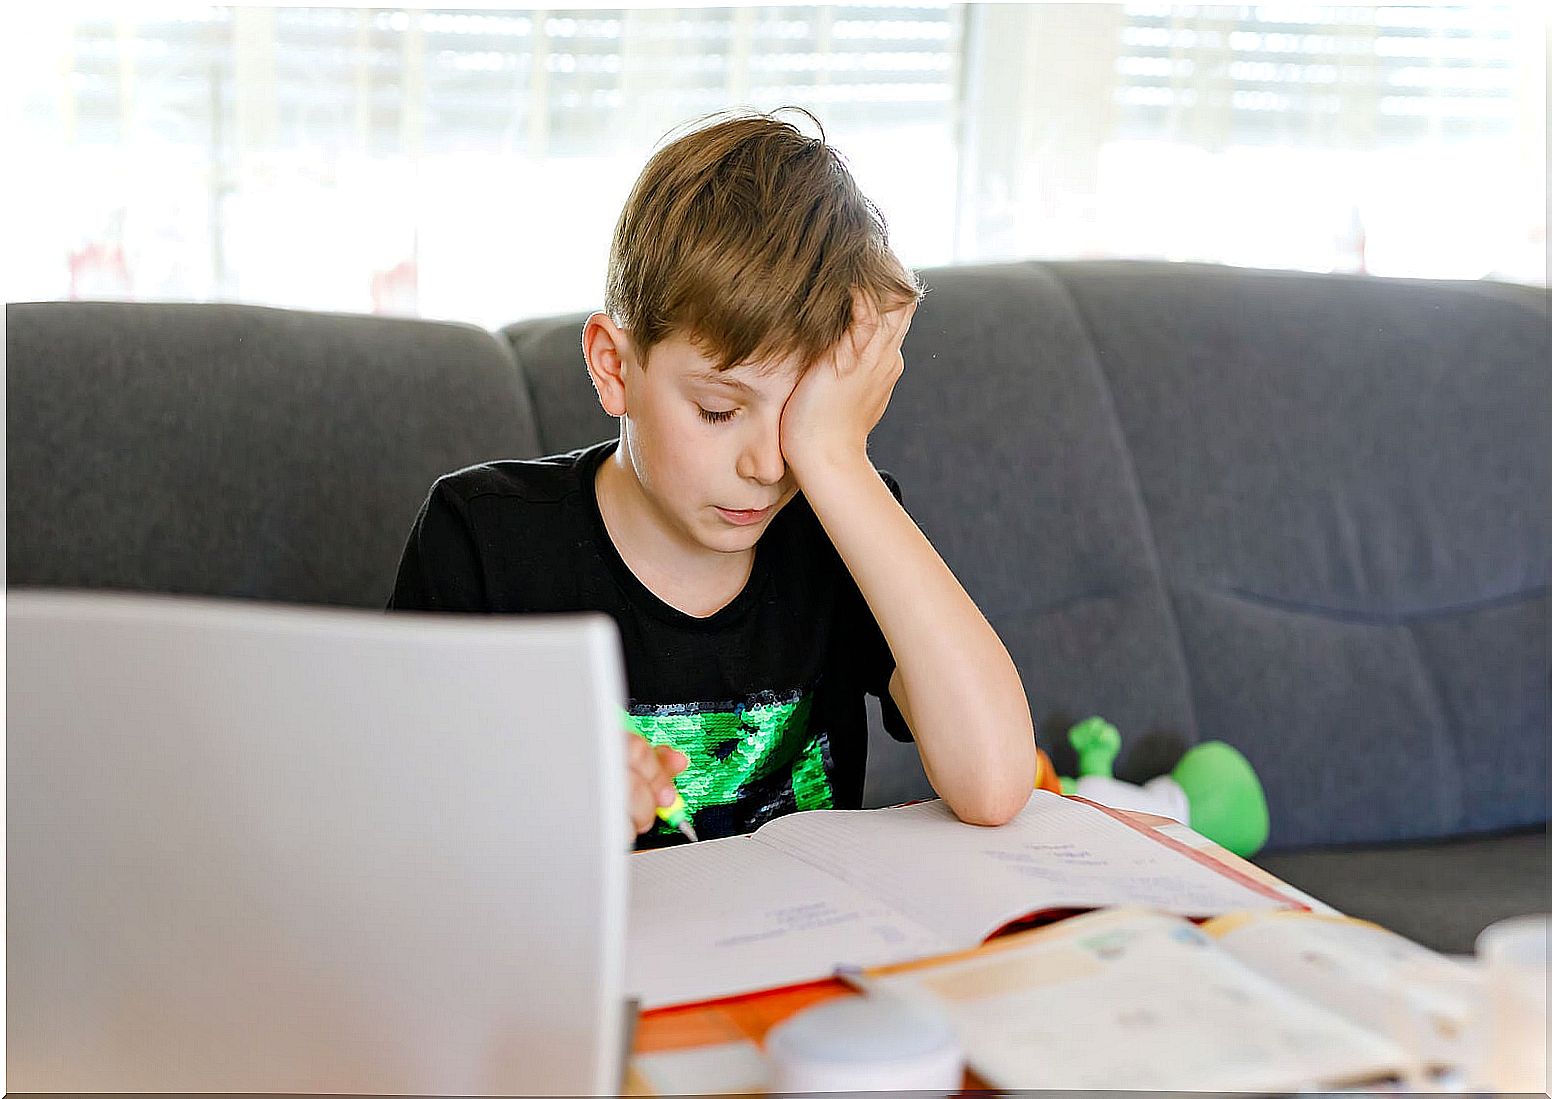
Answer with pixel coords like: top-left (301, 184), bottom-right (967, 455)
top-left (779, 289), bottom-right (916, 483)
top-left (625, 732), bottom-right (689, 844)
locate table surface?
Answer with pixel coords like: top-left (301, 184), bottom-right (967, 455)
top-left (624, 810), bottom-right (1332, 1096)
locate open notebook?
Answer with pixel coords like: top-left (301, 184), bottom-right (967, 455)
top-left (861, 906), bottom-right (1470, 1091)
top-left (628, 791), bottom-right (1299, 1009)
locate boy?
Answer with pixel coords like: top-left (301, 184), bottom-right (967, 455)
top-left (389, 110), bottom-right (1035, 848)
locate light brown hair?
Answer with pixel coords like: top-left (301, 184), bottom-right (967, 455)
top-left (604, 108), bottom-right (922, 373)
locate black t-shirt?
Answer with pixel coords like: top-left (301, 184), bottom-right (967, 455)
top-left (387, 438), bottom-right (911, 849)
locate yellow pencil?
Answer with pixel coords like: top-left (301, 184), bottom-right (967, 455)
top-left (656, 790), bottom-right (699, 842)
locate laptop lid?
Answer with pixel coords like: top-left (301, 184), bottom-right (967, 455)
top-left (7, 589), bottom-right (628, 1095)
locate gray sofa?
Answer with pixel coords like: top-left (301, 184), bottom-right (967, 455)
top-left (9, 260), bottom-right (1548, 953)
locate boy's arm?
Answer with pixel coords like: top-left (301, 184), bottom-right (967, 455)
top-left (781, 292), bottom-right (1036, 827)
top-left (801, 461), bottom-right (1036, 826)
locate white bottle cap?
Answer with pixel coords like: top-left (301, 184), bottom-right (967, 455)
top-left (764, 993), bottom-right (963, 1094)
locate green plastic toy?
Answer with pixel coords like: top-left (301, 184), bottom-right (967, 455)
top-left (1058, 716), bottom-right (1270, 858)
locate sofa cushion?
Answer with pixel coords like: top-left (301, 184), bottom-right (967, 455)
top-left (7, 302), bottom-right (541, 607)
top-left (1256, 826), bottom-right (1548, 954)
top-left (1048, 263), bottom-right (1549, 849)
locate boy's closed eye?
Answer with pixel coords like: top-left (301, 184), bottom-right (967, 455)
top-left (697, 405), bottom-right (738, 424)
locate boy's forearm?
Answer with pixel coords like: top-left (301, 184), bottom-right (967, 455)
top-left (799, 456), bottom-right (1037, 825)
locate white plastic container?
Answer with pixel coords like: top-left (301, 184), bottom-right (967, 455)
top-left (764, 993), bottom-right (964, 1095)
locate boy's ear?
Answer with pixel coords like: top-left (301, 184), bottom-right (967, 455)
top-left (582, 312), bottom-right (634, 418)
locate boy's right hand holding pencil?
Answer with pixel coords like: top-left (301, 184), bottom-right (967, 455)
top-left (625, 732), bottom-right (691, 844)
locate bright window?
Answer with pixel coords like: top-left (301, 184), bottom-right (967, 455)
top-left (6, 3), bottom-right (1544, 328)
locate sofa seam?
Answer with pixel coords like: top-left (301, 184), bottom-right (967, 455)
top-left (1035, 260), bottom-right (1204, 747)
top-left (1399, 619), bottom-right (1471, 834)
top-left (998, 586), bottom-right (1136, 622)
top-left (493, 327), bottom-right (551, 456)
top-left (1219, 583), bottom-right (1548, 625)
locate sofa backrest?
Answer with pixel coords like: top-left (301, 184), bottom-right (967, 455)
top-left (8, 263), bottom-right (1547, 850)
top-left (6, 301), bottom-right (542, 608)
top-left (504, 261), bottom-right (1550, 851)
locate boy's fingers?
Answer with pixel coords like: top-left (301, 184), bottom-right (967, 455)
top-left (629, 778), bottom-right (657, 834)
top-left (625, 735), bottom-right (654, 777)
top-left (850, 285), bottom-right (878, 328)
top-left (886, 299), bottom-right (917, 350)
top-left (846, 289), bottom-right (882, 361)
top-left (635, 748), bottom-right (679, 807)
top-left (628, 731), bottom-right (672, 771)
top-left (655, 744), bottom-right (689, 773)
top-left (836, 289), bottom-right (915, 374)
top-left (624, 736), bottom-right (687, 826)
top-left (636, 763), bottom-right (673, 807)
top-left (630, 756), bottom-right (659, 792)
top-left (864, 295), bottom-right (914, 365)
top-left (628, 735), bottom-right (671, 800)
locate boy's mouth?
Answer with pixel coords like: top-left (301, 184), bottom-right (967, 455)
top-left (715, 505), bottom-right (772, 526)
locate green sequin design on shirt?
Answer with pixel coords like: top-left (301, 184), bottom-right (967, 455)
top-left (624, 689), bottom-right (833, 837)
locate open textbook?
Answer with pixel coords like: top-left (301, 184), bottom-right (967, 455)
top-left (628, 791), bottom-right (1300, 1009)
top-left (861, 906), bottom-right (1470, 1092)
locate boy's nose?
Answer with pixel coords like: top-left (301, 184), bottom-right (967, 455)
top-left (736, 426), bottom-right (786, 486)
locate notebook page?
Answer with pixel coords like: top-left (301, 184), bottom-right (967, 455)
top-left (1153, 821), bottom-right (1338, 911)
top-left (627, 835), bottom-right (950, 1010)
top-left (754, 792), bottom-right (1291, 946)
top-left (1204, 910), bottom-right (1473, 1070)
top-left (869, 908), bottom-right (1405, 1091)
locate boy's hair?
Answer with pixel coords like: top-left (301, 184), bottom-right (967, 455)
top-left (604, 108), bottom-right (923, 373)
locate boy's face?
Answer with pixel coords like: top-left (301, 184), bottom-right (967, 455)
top-left (616, 331), bottom-right (804, 556)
